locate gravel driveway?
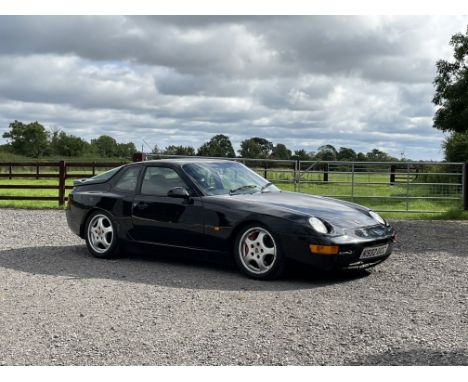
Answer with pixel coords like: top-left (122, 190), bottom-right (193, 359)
top-left (0, 209), bottom-right (466, 365)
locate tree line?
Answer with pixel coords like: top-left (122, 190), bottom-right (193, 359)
top-left (1, 120), bottom-right (137, 158)
top-left (152, 135), bottom-right (400, 162)
top-left (1, 121), bottom-right (401, 162)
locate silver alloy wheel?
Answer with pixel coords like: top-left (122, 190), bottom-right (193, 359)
top-left (87, 214), bottom-right (114, 254)
top-left (238, 227), bottom-right (277, 275)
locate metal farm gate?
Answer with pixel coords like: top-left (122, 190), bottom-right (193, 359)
top-left (148, 154), bottom-right (465, 213)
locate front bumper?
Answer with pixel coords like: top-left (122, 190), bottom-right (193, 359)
top-left (281, 231), bottom-right (395, 271)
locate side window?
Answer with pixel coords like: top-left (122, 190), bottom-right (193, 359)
top-left (141, 167), bottom-right (188, 196)
top-left (113, 166), bottom-right (141, 193)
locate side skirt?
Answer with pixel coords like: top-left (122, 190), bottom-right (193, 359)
top-left (123, 238), bottom-right (229, 256)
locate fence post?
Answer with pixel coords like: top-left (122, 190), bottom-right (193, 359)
top-left (464, 161), bottom-right (468, 210)
top-left (405, 163), bottom-right (410, 211)
top-left (390, 164), bottom-right (396, 185)
top-left (9, 164), bottom-right (12, 180)
top-left (263, 163), bottom-right (268, 180)
top-left (323, 163), bottom-right (329, 183)
top-left (296, 159), bottom-right (300, 192)
top-left (36, 162), bottom-right (40, 180)
top-left (58, 160), bottom-right (66, 207)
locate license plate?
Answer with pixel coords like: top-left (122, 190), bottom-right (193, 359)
top-left (360, 244), bottom-right (389, 259)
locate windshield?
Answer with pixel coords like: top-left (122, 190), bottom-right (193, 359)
top-left (182, 161), bottom-right (280, 196)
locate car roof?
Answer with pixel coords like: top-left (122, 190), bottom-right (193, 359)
top-left (128, 158), bottom-right (236, 166)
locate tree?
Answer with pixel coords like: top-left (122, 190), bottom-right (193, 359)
top-left (91, 135), bottom-right (119, 157)
top-left (162, 145), bottom-right (196, 156)
top-left (271, 143), bottom-right (292, 160)
top-left (366, 148), bottom-right (396, 162)
top-left (0, 143), bottom-right (11, 153)
top-left (433, 25), bottom-right (468, 133)
top-left (2, 120), bottom-right (49, 158)
top-left (337, 147), bottom-right (357, 161)
top-left (291, 149), bottom-right (313, 161)
top-left (315, 144), bottom-right (338, 161)
top-left (238, 137), bottom-right (273, 158)
top-left (442, 132), bottom-right (468, 162)
top-left (50, 130), bottom-right (89, 157)
top-left (116, 142), bottom-right (137, 158)
top-left (356, 152), bottom-right (367, 161)
top-left (197, 134), bottom-right (235, 157)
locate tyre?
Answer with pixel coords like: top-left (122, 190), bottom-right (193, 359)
top-left (234, 224), bottom-right (285, 280)
top-left (85, 211), bottom-right (120, 259)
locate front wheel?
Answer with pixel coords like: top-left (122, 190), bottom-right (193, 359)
top-left (85, 211), bottom-right (120, 258)
top-left (234, 224), bottom-right (285, 280)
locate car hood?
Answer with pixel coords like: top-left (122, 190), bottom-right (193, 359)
top-left (223, 191), bottom-right (379, 228)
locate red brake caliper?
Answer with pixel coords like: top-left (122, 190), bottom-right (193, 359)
top-left (243, 232), bottom-right (258, 257)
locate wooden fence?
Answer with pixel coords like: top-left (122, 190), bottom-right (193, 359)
top-left (0, 161), bottom-right (125, 206)
top-left (1, 158), bottom-right (466, 212)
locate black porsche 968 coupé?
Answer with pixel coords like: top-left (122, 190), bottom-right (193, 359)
top-left (66, 159), bottom-right (395, 279)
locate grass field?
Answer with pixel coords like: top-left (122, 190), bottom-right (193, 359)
top-left (0, 165), bottom-right (465, 219)
top-left (267, 170), bottom-right (462, 211)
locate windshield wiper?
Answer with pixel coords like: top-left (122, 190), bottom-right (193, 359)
top-left (260, 182), bottom-right (273, 193)
top-left (229, 184), bottom-right (258, 195)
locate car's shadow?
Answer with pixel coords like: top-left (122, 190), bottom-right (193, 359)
top-left (346, 348), bottom-right (468, 366)
top-left (0, 244), bottom-right (371, 291)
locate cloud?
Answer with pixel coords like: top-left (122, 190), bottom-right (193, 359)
top-left (0, 15), bottom-right (466, 160)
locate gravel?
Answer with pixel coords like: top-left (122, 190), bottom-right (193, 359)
top-left (0, 209), bottom-right (466, 365)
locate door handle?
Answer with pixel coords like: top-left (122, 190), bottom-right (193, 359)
top-left (135, 201), bottom-right (148, 209)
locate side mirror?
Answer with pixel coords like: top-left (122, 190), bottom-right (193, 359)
top-left (167, 187), bottom-right (190, 198)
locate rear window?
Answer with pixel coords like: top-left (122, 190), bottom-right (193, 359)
top-left (82, 166), bottom-right (122, 184)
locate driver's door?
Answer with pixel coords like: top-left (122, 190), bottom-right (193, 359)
top-left (130, 165), bottom-right (205, 248)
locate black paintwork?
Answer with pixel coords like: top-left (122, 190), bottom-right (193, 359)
top-left (66, 159), bottom-right (396, 270)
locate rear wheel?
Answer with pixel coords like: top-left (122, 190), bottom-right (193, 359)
top-left (85, 211), bottom-right (120, 258)
top-left (234, 224), bottom-right (284, 280)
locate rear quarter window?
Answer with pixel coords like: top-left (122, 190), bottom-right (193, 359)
top-left (113, 166), bottom-right (141, 193)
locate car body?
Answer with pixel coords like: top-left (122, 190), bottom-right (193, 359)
top-left (66, 159), bottom-right (396, 279)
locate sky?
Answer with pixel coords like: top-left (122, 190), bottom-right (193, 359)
top-left (0, 15), bottom-right (467, 160)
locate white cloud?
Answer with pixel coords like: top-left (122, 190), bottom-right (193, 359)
top-left (0, 15), bottom-right (467, 159)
